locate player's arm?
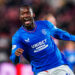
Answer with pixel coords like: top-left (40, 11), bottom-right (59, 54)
top-left (10, 34), bottom-right (24, 64)
top-left (46, 20), bottom-right (75, 41)
top-left (10, 46), bottom-right (24, 64)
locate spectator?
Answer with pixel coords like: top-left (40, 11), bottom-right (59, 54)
top-left (0, 26), bottom-right (11, 63)
top-left (63, 41), bottom-right (75, 71)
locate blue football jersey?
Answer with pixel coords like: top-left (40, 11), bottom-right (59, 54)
top-left (10, 20), bottom-right (75, 74)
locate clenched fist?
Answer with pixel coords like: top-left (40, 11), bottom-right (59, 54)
top-left (15, 48), bottom-right (24, 56)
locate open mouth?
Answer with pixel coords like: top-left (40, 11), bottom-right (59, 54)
top-left (24, 18), bottom-right (32, 25)
top-left (25, 21), bottom-right (31, 24)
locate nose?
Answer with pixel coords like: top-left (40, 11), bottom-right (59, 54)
top-left (24, 14), bottom-right (31, 17)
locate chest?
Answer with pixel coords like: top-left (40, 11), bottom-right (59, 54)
top-left (21, 27), bottom-right (50, 46)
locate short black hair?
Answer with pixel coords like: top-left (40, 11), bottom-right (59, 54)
top-left (19, 4), bottom-right (33, 13)
top-left (20, 4), bottom-right (32, 8)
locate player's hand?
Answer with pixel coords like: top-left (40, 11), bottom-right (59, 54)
top-left (15, 48), bottom-right (24, 56)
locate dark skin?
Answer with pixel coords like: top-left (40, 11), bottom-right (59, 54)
top-left (20, 6), bottom-right (35, 30)
top-left (15, 6), bottom-right (35, 57)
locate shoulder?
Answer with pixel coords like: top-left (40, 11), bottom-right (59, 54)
top-left (13, 26), bottom-right (23, 37)
top-left (35, 20), bottom-right (54, 28)
top-left (35, 20), bottom-right (53, 25)
top-left (35, 20), bottom-right (49, 23)
top-left (12, 27), bottom-right (22, 43)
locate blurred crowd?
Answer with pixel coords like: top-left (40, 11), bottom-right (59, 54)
top-left (0, 0), bottom-right (75, 35)
top-left (0, 0), bottom-right (75, 74)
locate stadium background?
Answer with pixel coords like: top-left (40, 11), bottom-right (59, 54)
top-left (0, 0), bottom-right (75, 75)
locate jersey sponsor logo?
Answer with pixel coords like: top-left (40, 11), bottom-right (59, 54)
top-left (31, 39), bottom-right (48, 53)
top-left (12, 45), bottom-right (16, 50)
top-left (34, 44), bottom-right (48, 53)
top-left (25, 38), bottom-right (30, 42)
top-left (31, 39), bottom-right (47, 48)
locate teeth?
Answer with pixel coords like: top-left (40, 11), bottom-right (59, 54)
top-left (24, 18), bottom-right (28, 20)
top-left (24, 18), bottom-right (31, 21)
top-left (24, 18), bottom-right (30, 20)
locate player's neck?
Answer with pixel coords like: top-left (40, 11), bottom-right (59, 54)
top-left (23, 22), bottom-right (35, 31)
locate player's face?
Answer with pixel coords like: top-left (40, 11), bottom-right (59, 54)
top-left (20, 7), bottom-right (34, 26)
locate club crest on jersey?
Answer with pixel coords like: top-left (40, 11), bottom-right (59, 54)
top-left (25, 38), bottom-right (30, 42)
top-left (42, 29), bottom-right (47, 35)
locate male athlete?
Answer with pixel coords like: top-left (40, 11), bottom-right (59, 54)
top-left (10, 5), bottom-right (75, 75)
